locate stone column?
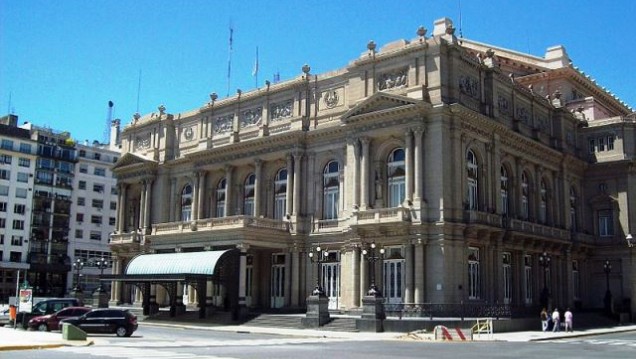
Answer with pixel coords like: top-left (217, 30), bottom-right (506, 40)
top-left (224, 165), bottom-right (233, 216)
top-left (291, 248), bottom-right (300, 307)
top-left (237, 244), bottom-right (248, 319)
top-left (285, 154), bottom-right (293, 216)
top-left (254, 159), bottom-right (263, 217)
top-left (293, 151), bottom-right (302, 216)
top-left (138, 181), bottom-right (146, 230)
top-left (404, 129), bottom-right (413, 205)
top-left (360, 137), bottom-right (370, 210)
top-left (192, 173), bottom-right (200, 221)
top-left (347, 137), bottom-right (360, 210)
top-left (109, 258), bottom-right (122, 306)
top-left (404, 242), bottom-right (414, 304)
top-left (414, 239), bottom-right (425, 303)
top-left (143, 179), bottom-right (152, 231)
top-left (413, 127), bottom-right (424, 205)
top-left (169, 178), bottom-right (177, 222)
top-left (117, 184), bottom-right (127, 232)
top-left (360, 250), bottom-right (368, 303)
top-left (352, 246), bottom-right (361, 308)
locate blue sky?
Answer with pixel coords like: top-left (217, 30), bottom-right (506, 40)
top-left (1, 0), bottom-right (634, 143)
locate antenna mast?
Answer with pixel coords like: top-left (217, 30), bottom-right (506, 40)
top-left (104, 101), bottom-right (114, 144)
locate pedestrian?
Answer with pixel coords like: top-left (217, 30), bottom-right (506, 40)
top-left (564, 308), bottom-right (573, 332)
top-left (552, 308), bottom-right (561, 332)
top-left (540, 308), bottom-right (549, 332)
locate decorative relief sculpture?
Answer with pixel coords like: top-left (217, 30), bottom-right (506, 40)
top-left (240, 107), bottom-right (262, 128)
top-left (184, 127), bottom-right (194, 141)
top-left (377, 68), bottom-right (408, 91)
top-left (498, 95), bottom-right (510, 114)
top-left (459, 75), bottom-right (479, 99)
top-left (323, 90), bottom-right (339, 108)
top-left (270, 101), bottom-right (293, 120)
top-left (516, 107), bottom-right (529, 124)
top-left (214, 114), bottom-right (233, 134)
top-left (134, 134), bottom-right (151, 150)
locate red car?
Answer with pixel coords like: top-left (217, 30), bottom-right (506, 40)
top-left (28, 306), bottom-right (92, 331)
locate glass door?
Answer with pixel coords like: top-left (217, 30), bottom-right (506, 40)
top-left (322, 262), bottom-right (340, 309)
top-left (383, 259), bottom-right (405, 304)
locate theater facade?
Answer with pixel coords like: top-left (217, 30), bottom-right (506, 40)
top-left (107, 18), bottom-right (636, 320)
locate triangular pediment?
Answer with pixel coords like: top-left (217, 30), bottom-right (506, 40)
top-left (112, 152), bottom-right (157, 171)
top-left (342, 92), bottom-right (426, 121)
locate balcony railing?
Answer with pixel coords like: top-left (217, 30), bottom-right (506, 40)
top-left (463, 210), bottom-right (502, 227)
top-left (109, 232), bottom-right (141, 244)
top-left (351, 207), bottom-right (411, 225)
top-left (151, 215), bottom-right (289, 235)
top-left (312, 217), bottom-right (349, 233)
top-left (508, 218), bottom-right (570, 240)
top-left (384, 302), bottom-right (512, 320)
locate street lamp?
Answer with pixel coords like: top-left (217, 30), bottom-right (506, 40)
top-left (362, 242), bottom-right (385, 297)
top-left (626, 234), bottom-right (634, 248)
top-left (603, 259), bottom-right (612, 314)
top-left (308, 245), bottom-right (328, 296)
top-left (538, 252), bottom-right (551, 309)
top-left (95, 257), bottom-right (110, 292)
top-left (72, 258), bottom-right (84, 292)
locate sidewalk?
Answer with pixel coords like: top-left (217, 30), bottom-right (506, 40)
top-left (1, 321), bottom-right (636, 351)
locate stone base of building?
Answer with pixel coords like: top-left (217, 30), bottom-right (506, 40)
top-left (302, 294), bottom-right (330, 328)
top-left (356, 295), bottom-right (386, 332)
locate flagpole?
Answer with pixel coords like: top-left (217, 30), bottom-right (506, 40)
top-left (227, 22), bottom-right (233, 97)
top-left (253, 46), bottom-right (259, 89)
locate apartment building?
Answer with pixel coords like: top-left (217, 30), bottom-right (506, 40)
top-left (105, 18), bottom-right (635, 320)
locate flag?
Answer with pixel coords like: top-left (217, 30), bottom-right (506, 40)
top-left (252, 46), bottom-right (259, 77)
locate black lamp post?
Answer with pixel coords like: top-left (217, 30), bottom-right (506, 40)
top-left (626, 234), bottom-right (634, 248)
top-left (603, 259), bottom-right (612, 314)
top-left (72, 258), bottom-right (84, 292)
top-left (95, 257), bottom-right (110, 292)
top-left (538, 252), bottom-right (551, 309)
top-left (362, 242), bottom-right (385, 297)
top-left (308, 246), bottom-right (328, 296)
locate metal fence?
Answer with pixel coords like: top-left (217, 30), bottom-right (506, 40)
top-left (384, 302), bottom-right (513, 320)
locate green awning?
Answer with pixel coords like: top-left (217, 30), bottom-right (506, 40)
top-left (125, 250), bottom-right (232, 276)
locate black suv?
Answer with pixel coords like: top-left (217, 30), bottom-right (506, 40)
top-left (16, 298), bottom-right (82, 329)
top-left (61, 309), bottom-right (138, 337)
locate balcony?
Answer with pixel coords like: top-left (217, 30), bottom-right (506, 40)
top-left (312, 217), bottom-right (350, 233)
top-left (351, 207), bottom-right (411, 225)
top-left (507, 218), bottom-right (570, 241)
top-left (151, 215), bottom-right (289, 235)
top-left (109, 232), bottom-right (141, 244)
top-left (463, 210), bottom-right (503, 227)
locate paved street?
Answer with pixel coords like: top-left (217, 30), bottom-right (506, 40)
top-left (3, 324), bottom-right (636, 359)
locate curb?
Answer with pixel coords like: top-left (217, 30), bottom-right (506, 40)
top-left (0, 339), bottom-right (94, 352)
top-left (529, 327), bottom-right (636, 342)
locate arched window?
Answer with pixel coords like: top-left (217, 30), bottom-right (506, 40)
top-left (521, 172), bottom-right (529, 220)
top-left (323, 161), bottom-right (340, 220)
top-left (243, 174), bottom-right (255, 216)
top-left (274, 169), bottom-right (287, 220)
top-left (181, 184), bottom-right (193, 222)
top-left (570, 186), bottom-right (577, 231)
top-left (500, 166), bottom-right (509, 215)
top-left (466, 150), bottom-right (478, 210)
top-left (539, 179), bottom-right (548, 224)
top-left (216, 178), bottom-right (226, 218)
top-left (387, 148), bottom-right (405, 208)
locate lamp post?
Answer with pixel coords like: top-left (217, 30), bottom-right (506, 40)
top-left (362, 242), bottom-right (385, 296)
top-left (626, 234), bottom-right (634, 248)
top-left (95, 257), bottom-right (110, 292)
top-left (538, 252), bottom-right (551, 309)
top-left (603, 259), bottom-right (612, 314)
top-left (308, 245), bottom-right (328, 296)
top-left (72, 258), bottom-right (84, 292)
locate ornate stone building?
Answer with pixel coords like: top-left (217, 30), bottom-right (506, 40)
top-left (107, 18), bottom-right (636, 320)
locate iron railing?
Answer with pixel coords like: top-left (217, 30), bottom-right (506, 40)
top-left (384, 302), bottom-right (512, 320)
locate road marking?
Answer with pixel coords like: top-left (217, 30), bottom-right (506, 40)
top-left (55, 346), bottom-right (240, 359)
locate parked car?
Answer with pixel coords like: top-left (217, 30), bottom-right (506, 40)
top-left (61, 309), bottom-right (138, 337)
top-left (27, 306), bottom-right (91, 331)
top-left (15, 298), bottom-right (82, 329)
top-left (0, 306), bottom-right (10, 326)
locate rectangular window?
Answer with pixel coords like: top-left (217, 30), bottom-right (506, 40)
top-left (607, 135), bottom-right (615, 150)
top-left (0, 218), bottom-right (5, 228)
top-left (75, 229), bottom-right (83, 239)
top-left (110, 202), bottom-right (117, 210)
top-left (17, 172), bottom-right (29, 183)
top-left (588, 139), bottom-right (596, 153)
top-left (0, 154), bottom-right (12, 164)
top-left (11, 235), bottom-right (23, 246)
top-left (93, 184), bottom-right (104, 193)
top-left (78, 181), bottom-right (86, 190)
top-left (13, 220), bottom-right (24, 230)
top-left (502, 252), bottom-right (512, 304)
top-left (94, 167), bottom-right (106, 176)
top-left (599, 210), bottom-right (614, 237)
top-left (76, 213), bottom-right (84, 222)
top-left (79, 164), bottom-right (88, 173)
top-left (14, 204), bottom-right (25, 214)
top-left (109, 217), bottom-right (116, 225)
top-left (35, 171), bottom-right (53, 185)
top-left (94, 153), bottom-right (101, 160)
top-left (468, 247), bottom-right (481, 300)
top-left (77, 197), bottom-right (85, 206)
top-left (91, 215), bottom-right (102, 224)
top-left (18, 158), bottom-right (31, 167)
top-left (15, 188), bottom-right (27, 198)
top-left (524, 255), bottom-right (533, 305)
top-left (19, 143), bottom-right (32, 154)
top-left (79, 150), bottom-right (86, 157)
top-left (0, 185), bottom-right (9, 196)
top-left (0, 169), bottom-right (9, 180)
top-left (10, 251), bottom-right (22, 262)
top-left (598, 137), bottom-right (606, 152)
top-left (1, 139), bottom-right (13, 150)
top-left (89, 231), bottom-right (102, 240)
top-left (0, 202), bottom-right (6, 211)
top-left (92, 199), bottom-right (104, 209)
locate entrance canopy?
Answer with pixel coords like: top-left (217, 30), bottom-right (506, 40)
top-left (101, 249), bottom-right (237, 283)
